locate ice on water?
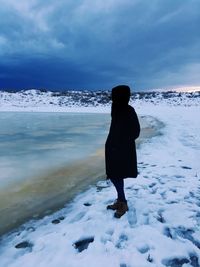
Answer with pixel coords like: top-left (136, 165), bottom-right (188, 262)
top-left (0, 102), bottom-right (200, 267)
top-left (0, 112), bottom-right (109, 188)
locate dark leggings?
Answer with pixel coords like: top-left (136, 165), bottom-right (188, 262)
top-left (110, 178), bottom-right (126, 202)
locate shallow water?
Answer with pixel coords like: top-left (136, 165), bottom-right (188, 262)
top-left (0, 112), bottom-right (163, 236)
top-left (0, 112), bottom-right (110, 188)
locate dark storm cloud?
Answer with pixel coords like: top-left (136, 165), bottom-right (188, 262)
top-left (0, 0), bottom-right (200, 90)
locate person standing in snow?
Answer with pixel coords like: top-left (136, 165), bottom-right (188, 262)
top-left (105, 85), bottom-right (140, 218)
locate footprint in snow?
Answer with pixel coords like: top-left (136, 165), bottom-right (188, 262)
top-left (166, 200), bottom-right (178, 204)
top-left (181, 166), bottom-right (192, 170)
top-left (150, 187), bottom-right (158, 194)
top-left (116, 233), bottom-right (128, 249)
top-left (196, 212), bottom-right (200, 225)
top-left (170, 188), bottom-right (177, 193)
top-left (160, 191), bottom-right (167, 199)
top-left (137, 244), bottom-right (150, 254)
top-left (175, 227), bottom-right (200, 249)
top-left (142, 213), bottom-right (150, 225)
top-left (162, 253), bottom-right (199, 267)
top-left (73, 237), bottom-right (94, 252)
top-left (127, 207), bottom-right (137, 227)
top-left (83, 202), bottom-right (92, 206)
top-left (96, 181), bottom-right (111, 192)
top-left (163, 226), bottom-right (200, 250)
top-left (174, 175), bottom-right (185, 179)
top-left (15, 241), bottom-right (33, 252)
top-left (156, 209), bottom-right (165, 223)
top-left (149, 182), bottom-right (156, 188)
top-left (163, 227), bottom-right (173, 239)
top-left (147, 254), bottom-right (154, 263)
top-left (51, 216), bottom-right (65, 224)
top-left (162, 257), bottom-right (190, 267)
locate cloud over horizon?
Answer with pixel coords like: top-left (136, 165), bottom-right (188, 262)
top-left (0, 0), bottom-right (200, 90)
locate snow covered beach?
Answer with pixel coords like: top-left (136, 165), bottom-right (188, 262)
top-left (0, 90), bottom-right (200, 267)
top-left (0, 111), bottom-right (158, 236)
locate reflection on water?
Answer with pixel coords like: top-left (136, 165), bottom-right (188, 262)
top-left (0, 112), bottom-right (110, 188)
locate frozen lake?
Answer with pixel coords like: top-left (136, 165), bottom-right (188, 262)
top-left (0, 111), bottom-right (160, 235)
top-left (0, 112), bottom-right (110, 189)
top-left (0, 112), bottom-right (111, 235)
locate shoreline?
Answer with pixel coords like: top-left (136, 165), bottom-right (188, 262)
top-left (1, 104), bottom-right (200, 267)
top-left (0, 106), bottom-right (111, 113)
top-left (0, 115), bottom-right (164, 237)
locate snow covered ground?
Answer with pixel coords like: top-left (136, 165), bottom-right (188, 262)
top-left (0, 91), bottom-right (200, 267)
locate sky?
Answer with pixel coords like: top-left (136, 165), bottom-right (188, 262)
top-left (0, 0), bottom-right (200, 91)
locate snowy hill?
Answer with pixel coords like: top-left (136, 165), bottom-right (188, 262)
top-left (0, 89), bottom-right (200, 112)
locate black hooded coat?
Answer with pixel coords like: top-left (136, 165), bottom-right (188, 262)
top-left (105, 86), bottom-right (140, 180)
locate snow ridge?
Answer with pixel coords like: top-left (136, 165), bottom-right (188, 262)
top-left (0, 89), bottom-right (200, 111)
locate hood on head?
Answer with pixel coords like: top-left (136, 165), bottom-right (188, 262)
top-left (111, 85), bottom-right (130, 105)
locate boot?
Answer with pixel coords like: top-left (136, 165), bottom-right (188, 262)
top-left (114, 201), bottom-right (128, 218)
top-left (107, 199), bottom-right (120, 210)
